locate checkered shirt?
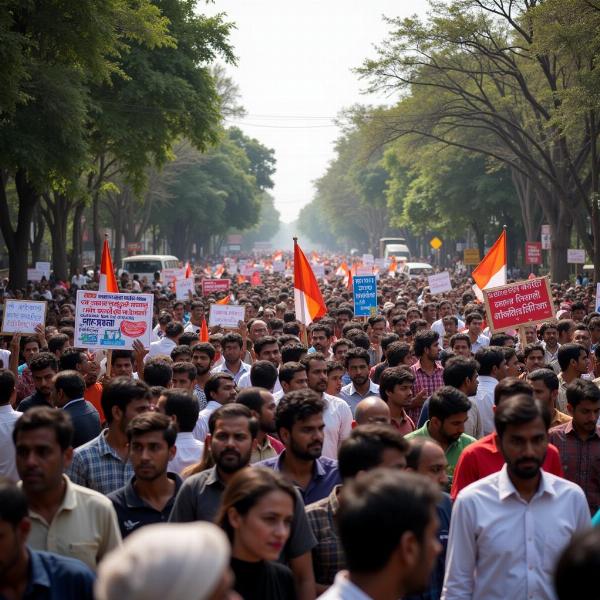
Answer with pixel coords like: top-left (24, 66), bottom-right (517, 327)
top-left (408, 360), bottom-right (444, 423)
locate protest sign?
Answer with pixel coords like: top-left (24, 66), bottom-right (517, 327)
top-left (541, 225), bottom-right (551, 250)
top-left (483, 277), bottom-right (554, 333)
top-left (26, 269), bottom-right (44, 282)
top-left (463, 248), bottom-right (480, 265)
top-left (353, 275), bottom-right (378, 317)
top-left (356, 267), bottom-right (373, 276)
top-left (374, 258), bottom-right (388, 269)
top-left (240, 265), bottom-right (255, 277)
top-left (596, 283), bottom-right (600, 313)
top-left (427, 271), bottom-right (452, 295)
top-left (209, 304), bottom-right (245, 329)
top-left (175, 277), bottom-right (194, 300)
top-left (75, 291), bottom-right (154, 349)
top-left (525, 242), bottom-right (542, 265)
top-left (162, 268), bottom-right (185, 282)
top-left (362, 254), bottom-right (374, 266)
top-left (202, 279), bottom-right (231, 296)
top-left (35, 262), bottom-right (51, 279)
top-left (1, 300), bottom-right (46, 334)
top-left (567, 249), bottom-right (585, 264)
top-left (272, 260), bottom-right (284, 273)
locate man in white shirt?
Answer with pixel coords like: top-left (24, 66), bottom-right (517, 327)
top-left (71, 268), bottom-right (89, 288)
top-left (320, 469), bottom-right (441, 600)
top-left (0, 369), bottom-right (22, 482)
top-left (157, 389), bottom-right (204, 476)
top-left (432, 300), bottom-right (465, 340)
top-left (183, 301), bottom-right (204, 334)
top-left (465, 313), bottom-right (490, 353)
top-left (237, 336), bottom-right (283, 395)
top-left (210, 332), bottom-right (250, 385)
top-left (442, 394), bottom-right (590, 600)
top-left (193, 373), bottom-right (237, 442)
top-left (301, 354), bottom-right (352, 460)
top-left (146, 321), bottom-right (183, 361)
top-left (473, 346), bottom-right (507, 436)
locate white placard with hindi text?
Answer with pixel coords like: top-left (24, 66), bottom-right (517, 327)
top-left (1, 300), bottom-right (47, 334)
top-left (428, 271), bottom-right (452, 295)
top-left (362, 254), bottom-right (374, 266)
top-left (272, 260), bottom-right (284, 273)
top-left (175, 277), bottom-right (194, 300)
top-left (209, 304), bottom-right (245, 329)
top-left (27, 269), bottom-right (44, 282)
top-left (567, 249), bottom-right (586, 264)
top-left (35, 262), bottom-right (51, 279)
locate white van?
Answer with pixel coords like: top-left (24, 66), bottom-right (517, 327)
top-left (384, 243), bottom-right (411, 261)
top-left (401, 262), bottom-right (434, 279)
top-left (121, 255), bottom-right (180, 281)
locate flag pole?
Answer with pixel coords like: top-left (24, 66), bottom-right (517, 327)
top-left (503, 224), bottom-right (508, 278)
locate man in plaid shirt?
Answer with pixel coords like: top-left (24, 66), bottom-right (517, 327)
top-left (306, 425), bottom-right (409, 594)
top-left (549, 379), bottom-right (600, 515)
top-left (409, 330), bottom-right (444, 424)
top-left (68, 377), bottom-right (152, 495)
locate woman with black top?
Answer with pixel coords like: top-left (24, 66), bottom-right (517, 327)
top-left (216, 467), bottom-right (297, 600)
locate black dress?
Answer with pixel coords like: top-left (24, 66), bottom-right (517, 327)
top-left (230, 557), bottom-right (296, 600)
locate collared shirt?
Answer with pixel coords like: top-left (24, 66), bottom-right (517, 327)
top-left (451, 433), bottom-right (564, 501)
top-left (210, 360), bottom-right (251, 384)
top-left (26, 476), bottom-right (121, 570)
top-left (251, 436), bottom-right (279, 464)
top-left (473, 375), bottom-right (498, 436)
top-left (556, 372), bottom-right (573, 413)
top-left (409, 360), bottom-right (444, 423)
top-left (432, 317), bottom-right (465, 346)
top-left (541, 341), bottom-right (560, 365)
top-left (339, 381), bottom-right (380, 416)
top-left (145, 336), bottom-right (176, 360)
top-left (258, 452), bottom-right (342, 504)
top-left (67, 430), bottom-right (134, 495)
top-left (192, 400), bottom-right (222, 442)
top-left (18, 549), bottom-right (95, 600)
top-left (168, 432), bottom-right (204, 475)
top-left (170, 465), bottom-right (317, 563)
top-left (318, 570), bottom-right (373, 600)
top-left (417, 397), bottom-right (483, 440)
top-left (0, 403), bottom-right (22, 482)
top-left (193, 383), bottom-right (207, 411)
top-left (406, 422), bottom-right (475, 486)
top-left (108, 473), bottom-right (182, 538)
top-left (470, 333), bottom-right (490, 353)
top-left (442, 466), bottom-right (591, 600)
top-left (237, 372), bottom-right (283, 395)
top-left (550, 408), bottom-right (571, 429)
top-left (549, 421), bottom-right (600, 514)
top-left (322, 393), bottom-right (353, 459)
top-left (306, 486), bottom-right (344, 587)
top-left (390, 409), bottom-right (416, 437)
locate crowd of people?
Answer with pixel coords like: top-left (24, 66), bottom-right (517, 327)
top-left (1, 257), bottom-right (600, 599)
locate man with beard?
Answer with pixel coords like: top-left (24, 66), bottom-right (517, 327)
top-left (170, 403), bottom-right (318, 600)
top-left (236, 386), bottom-right (284, 462)
top-left (67, 378), bottom-right (152, 494)
top-left (442, 394), bottom-right (590, 600)
top-left (190, 342), bottom-right (215, 410)
top-left (406, 387), bottom-right (475, 488)
top-left (259, 389), bottom-right (341, 504)
top-left (17, 353), bottom-right (59, 413)
top-left (309, 324), bottom-right (333, 358)
top-left (108, 412), bottom-right (181, 538)
top-left (340, 347), bottom-right (380, 415)
top-left (0, 483), bottom-right (95, 600)
top-left (549, 379), bottom-right (600, 515)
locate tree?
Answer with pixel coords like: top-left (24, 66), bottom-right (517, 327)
top-left (240, 193), bottom-right (281, 251)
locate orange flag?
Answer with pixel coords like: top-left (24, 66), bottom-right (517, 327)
top-left (184, 262), bottom-right (192, 278)
top-left (216, 295), bottom-right (230, 305)
top-left (472, 229), bottom-right (507, 300)
top-left (99, 237), bottom-right (118, 293)
top-left (199, 317), bottom-right (209, 342)
top-left (293, 238), bottom-right (326, 326)
top-left (346, 266), bottom-right (353, 291)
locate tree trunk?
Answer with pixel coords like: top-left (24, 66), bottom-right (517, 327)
top-left (30, 206), bottom-right (45, 264)
top-left (549, 211), bottom-right (572, 283)
top-left (0, 169), bottom-right (39, 290)
top-left (41, 192), bottom-right (70, 282)
top-left (70, 201), bottom-right (85, 275)
top-left (113, 202), bottom-right (123, 268)
top-left (92, 190), bottom-right (102, 266)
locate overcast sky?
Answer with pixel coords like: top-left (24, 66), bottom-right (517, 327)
top-left (203, 1), bottom-right (430, 223)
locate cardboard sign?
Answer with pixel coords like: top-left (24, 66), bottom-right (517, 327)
top-left (483, 277), bottom-right (554, 333)
top-left (541, 224), bottom-right (551, 250)
top-left (463, 248), bottom-right (481, 265)
top-left (75, 291), bottom-right (154, 349)
top-left (1, 300), bottom-right (47, 334)
top-left (362, 254), bottom-right (374, 266)
top-left (162, 268), bottom-right (185, 282)
top-left (27, 269), bottom-right (45, 282)
top-left (35, 262), bottom-right (51, 278)
top-left (202, 279), bottom-right (231, 296)
top-left (175, 277), bottom-right (194, 300)
top-left (427, 271), bottom-right (452, 295)
top-left (208, 304), bottom-right (245, 329)
top-left (567, 249), bottom-right (585, 264)
top-left (353, 275), bottom-right (378, 317)
top-left (525, 242), bottom-right (542, 265)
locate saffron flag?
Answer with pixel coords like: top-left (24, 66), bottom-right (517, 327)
top-left (99, 238), bottom-right (118, 293)
top-left (336, 262), bottom-right (349, 277)
top-left (199, 317), bottom-right (209, 342)
top-left (216, 295), bottom-right (230, 305)
top-left (184, 262), bottom-right (192, 278)
top-left (472, 230), bottom-right (507, 301)
top-left (346, 266), bottom-right (353, 291)
top-left (293, 239), bottom-right (326, 326)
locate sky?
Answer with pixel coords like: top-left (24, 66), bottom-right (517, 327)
top-left (203, 1), bottom-right (431, 224)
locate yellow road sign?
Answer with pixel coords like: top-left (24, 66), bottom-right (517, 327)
top-left (430, 237), bottom-right (442, 250)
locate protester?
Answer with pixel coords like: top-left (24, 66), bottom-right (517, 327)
top-left (211, 332), bottom-right (251, 384)
top-left (473, 346), bottom-right (507, 435)
top-left (378, 366), bottom-right (416, 435)
top-left (17, 352), bottom-right (59, 412)
top-left (339, 347), bottom-right (380, 414)
top-left (353, 396), bottom-right (391, 426)
top-left (191, 342), bottom-right (216, 410)
top-left (14, 407), bottom-right (121, 569)
top-left (409, 330), bottom-right (444, 423)
top-left (0, 368), bottom-right (21, 482)
top-left (557, 343), bottom-right (589, 412)
top-left (554, 528), bottom-right (600, 600)
top-left (443, 394), bottom-right (590, 600)
top-left (216, 467), bottom-right (297, 600)
top-left (193, 372), bottom-right (237, 442)
top-left (108, 412), bottom-right (181, 538)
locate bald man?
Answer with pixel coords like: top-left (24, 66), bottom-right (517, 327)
top-left (353, 396), bottom-right (391, 427)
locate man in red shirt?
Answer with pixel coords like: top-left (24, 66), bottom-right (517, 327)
top-left (451, 377), bottom-right (564, 500)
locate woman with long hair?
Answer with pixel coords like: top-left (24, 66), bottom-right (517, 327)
top-left (216, 467), bottom-right (297, 600)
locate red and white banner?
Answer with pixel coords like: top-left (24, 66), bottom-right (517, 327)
top-left (525, 242), bottom-right (542, 265)
top-left (202, 279), bottom-right (231, 296)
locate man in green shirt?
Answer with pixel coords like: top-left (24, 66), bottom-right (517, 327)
top-left (406, 385), bottom-right (475, 487)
